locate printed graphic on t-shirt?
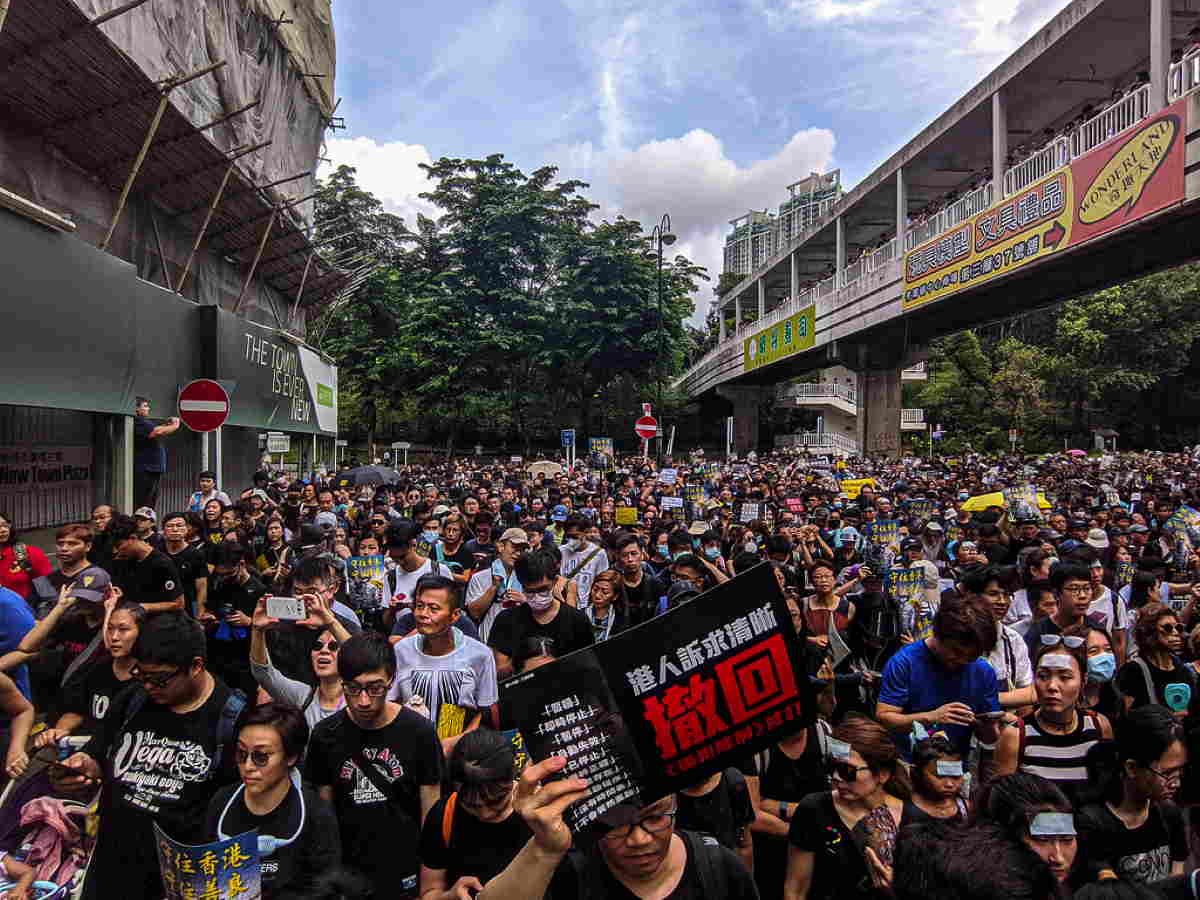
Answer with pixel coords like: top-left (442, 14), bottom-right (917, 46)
top-left (112, 729), bottom-right (212, 814)
top-left (339, 748), bottom-right (405, 805)
top-left (436, 703), bottom-right (467, 739)
top-left (1117, 845), bottom-right (1170, 883)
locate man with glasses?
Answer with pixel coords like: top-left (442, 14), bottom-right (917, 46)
top-left (63, 612), bottom-right (246, 899)
top-left (306, 631), bottom-right (443, 898)
top-left (1023, 563), bottom-right (1095, 657)
top-left (961, 564), bottom-right (1035, 710)
top-left (479, 756), bottom-right (757, 899)
top-left (487, 549), bottom-right (593, 680)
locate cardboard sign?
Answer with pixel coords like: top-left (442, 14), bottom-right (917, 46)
top-left (615, 506), bottom-right (639, 525)
top-left (499, 565), bottom-right (810, 831)
top-left (155, 824), bottom-right (261, 900)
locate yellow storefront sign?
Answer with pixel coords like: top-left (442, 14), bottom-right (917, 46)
top-left (743, 305), bottom-right (816, 372)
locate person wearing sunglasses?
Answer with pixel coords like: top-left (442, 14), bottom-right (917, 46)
top-left (250, 588), bottom-right (353, 732)
top-left (784, 714), bottom-right (917, 900)
top-left (62, 612), bottom-right (247, 900)
top-left (305, 631), bottom-right (443, 899)
top-left (994, 632), bottom-right (1113, 807)
top-left (206, 702), bottom-right (340, 898)
top-left (1117, 602), bottom-right (1196, 716)
top-left (418, 728), bottom-right (530, 900)
top-left (1075, 704), bottom-right (1188, 884)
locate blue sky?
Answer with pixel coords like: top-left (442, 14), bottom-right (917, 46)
top-left (325, 0), bottom-right (1065, 323)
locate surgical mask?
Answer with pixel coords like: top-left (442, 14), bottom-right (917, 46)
top-left (673, 551), bottom-right (690, 561)
top-left (562, 538), bottom-right (580, 553)
top-left (525, 590), bottom-right (555, 612)
top-left (656, 543), bottom-right (668, 556)
top-left (743, 541), bottom-right (757, 554)
top-left (833, 501), bottom-right (843, 509)
top-left (704, 546), bottom-right (720, 560)
top-left (1086, 651), bottom-right (1116, 683)
top-left (421, 530), bottom-right (438, 544)
top-left (691, 537), bottom-right (701, 549)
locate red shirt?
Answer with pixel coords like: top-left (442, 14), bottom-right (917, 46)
top-left (0, 544), bottom-right (52, 600)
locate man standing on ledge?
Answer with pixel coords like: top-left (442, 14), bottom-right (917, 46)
top-left (133, 395), bottom-right (180, 511)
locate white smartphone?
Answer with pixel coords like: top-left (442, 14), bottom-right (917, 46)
top-left (266, 596), bottom-right (306, 621)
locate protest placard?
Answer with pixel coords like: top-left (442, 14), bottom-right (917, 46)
top-left (499, 564), bottom-right (810, 832)
top-left (739, 502), bottom-right (761, 523)
top-left (841, 478), bottom-right (875, 499)
top-left (659, 468), bottom-right (678, 485)
top-left (155, 824), bottom-right (261, 900)
top-left (784, 497), bottom-right (804, 513)
top-left (615, 507), bottom-right (639, 525)
top-left (661, 496), bottom-right (684, 511)
top-left (346, 554), bottom-right (386, 609)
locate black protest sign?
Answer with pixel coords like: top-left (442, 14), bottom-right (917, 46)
top-left (499, 564), bottom-right (811, 831)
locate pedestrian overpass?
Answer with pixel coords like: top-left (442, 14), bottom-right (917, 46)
top-left (677, 0), bottom-right (1200, 457)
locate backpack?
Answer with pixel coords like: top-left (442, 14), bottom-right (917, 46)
top-left (566, 830), bottom-right (729, 899)
top-left (117, 684), bottom-right (247, 773)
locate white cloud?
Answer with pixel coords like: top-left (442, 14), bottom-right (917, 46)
top-left (320, 136), bottom-right (439, 225)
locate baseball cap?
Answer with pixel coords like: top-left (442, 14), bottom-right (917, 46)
top-left (551, 504), bottom-right (569, 522)
top-left (315, 511), bottom-right (339, 531)
top-left (1129, 523), bottom-right (1151, 534)
top-left (432, 504), bottom-right (451, 517)
top-left (67, 566), bottom-right (110, 604)
top-left (499, 528), bottom-right (530, 546)
top-left (1085, 528), bottom-right (1110, 549)
top-left (1068, 519), bottom-right (1089, 530)
top-left (133, 507), bottom-right (156, 522)
top-left (924, 521), bottom-right (944, 532)
top-left (901, 537), bottom-right (922, 552)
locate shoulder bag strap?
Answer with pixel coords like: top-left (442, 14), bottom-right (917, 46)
top-left (565, 547), bottom-right (602, 581)
top-left (442, 792), bottom-right (458, 848)
top-left (1135, 657), bottom-right (1158, 704)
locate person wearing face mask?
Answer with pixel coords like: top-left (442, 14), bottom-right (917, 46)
top-left (465, 529), bottom-right (528, 643)
top-left (206, 703), bottom-right (341, 899)
top-left (558, 513), bottom-right (610, 611)
top-left (1076, 623), bottom-right (1121, 722)
top-left (382, 520), bottom-right (454, 633)
top-left (201, 542), bottom-right (267, 699)
top-left (486, 548), bottom-right (593, 681)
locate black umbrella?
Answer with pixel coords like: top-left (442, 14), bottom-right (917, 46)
top-left (332, 464), bottom-right (403, 490)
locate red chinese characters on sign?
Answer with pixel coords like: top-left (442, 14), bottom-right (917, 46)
top-left (642, 634), bottom-right (801, 776)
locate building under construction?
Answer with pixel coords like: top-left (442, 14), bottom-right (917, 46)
top-left (0, 0), bottom-right (357, 526)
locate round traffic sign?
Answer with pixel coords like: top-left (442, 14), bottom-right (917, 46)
top-left (635, 415), bottom-right (658, 440)
top-left (177, 379), bottom-right (230, 433)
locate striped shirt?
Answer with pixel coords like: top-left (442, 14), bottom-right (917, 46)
top-left (1018, 711), bottom-right (1102, 806)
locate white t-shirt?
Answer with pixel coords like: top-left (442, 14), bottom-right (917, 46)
top-left (389, 630), bottom-right (498, 737)
top-left (466, 564), bottom-right (523, 644)
top-left (559, 542), bottom-right (610, 609)
top-left (984, 624), bottom-right (1033, 692)
top-left (385, 558), bottom-right (453, 610)
top-left (1086, 586), bottom-right (1130, 635)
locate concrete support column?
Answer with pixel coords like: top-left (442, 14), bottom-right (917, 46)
top-left (113, 415), bottom-right (134, 513)
top-left (854, 368), bottom-right (903, 460)
top-left (895, 167), bottom-right (908, 250)
top-left (789, 251), bottom-right (798, 305)
top-left (835, 216), bottom-right (846, 281)
top-left (757, 278), bottom-right (765, 320)
top-left (734, 295), bottom-right (742, 332)
top-left (1151, 0), bottom-right (1171, 112)
top-left (993, 90), bottom-right (1008, 198)
top-left (716, 385), bottom-right (762, 455)
top-left (719, 307), bottom-right (727, 342)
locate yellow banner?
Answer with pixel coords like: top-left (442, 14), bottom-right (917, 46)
top-left (743, 305), bottom-right (816, 372)
top-left (841, 477), bottom-right (876, 499)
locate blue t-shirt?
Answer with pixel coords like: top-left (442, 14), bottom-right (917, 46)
top-left (0, 588), bottom-right (34, 699)
top-left (877, 639), bottom-right (1000, 759)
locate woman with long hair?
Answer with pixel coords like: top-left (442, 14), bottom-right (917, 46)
top-left (783, 713), bottom-right (915, 900)
top-left (1076, 704), bottom-right (1187, 883)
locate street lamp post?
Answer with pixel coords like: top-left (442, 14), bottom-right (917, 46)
top-left (651, 213), bottom-right (674, 464)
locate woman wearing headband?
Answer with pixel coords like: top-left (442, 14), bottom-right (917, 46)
top-left (994, 632), bottom-right (1113, 808)
top-left (205, 702), bottom-right (340, 898)
top-left (1076, 705), bottom-right (1188, 884)
top-left (783, 714), bottom-right (915, 900)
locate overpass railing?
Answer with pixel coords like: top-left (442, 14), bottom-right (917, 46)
top-left (1070, 85), bottom-right (1149, 160)
top-left (800, 431), bottom-right (859, 455)
top-left (901, 408), bottom-right (926, 425)
top-left (904, 183), bottom-right (993, 251)
top-left (778, 382), bottom-right (858, 405)
top-left (1004, 137), bottom-right (1070, 196)
top-left (1169, 49), bottom-right (1200, 101)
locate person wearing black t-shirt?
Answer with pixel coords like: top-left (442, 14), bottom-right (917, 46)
top-left (108, 514), bottom-right (183, 614)
top-left (206, 702), bottom-right (341, 899)
top-left (482, 756), bottom-right (757, 900)
top-left (162, 512), bottom-right (209, 618)
top-left (463, 512), bottom-right (498, 565)
top-left (677, 767), bottom-right (756, 873)
top-left (487, 549), bottom-right (593, 680)
top-left (419, 728), bottom-right (532, 897)
top-left (613, 532), bottom-right (664, 626)
top-left (202, 543), bottom-right (268, 699)
top-left (62, 612), bottom-right (244, 900)
top-left (306, 632), bottom-right (443, 899)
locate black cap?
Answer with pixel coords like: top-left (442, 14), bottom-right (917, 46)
top-left (297, 523), bottom-right (325, 549)
top-left (901, 537), bottom-right (922, 552)
top-left (386, 519), bottom-right (420, 548)
top-left (1068, 519), bottom-right (1089, 530)
top-left (666, 581), bottom-right (701, 608)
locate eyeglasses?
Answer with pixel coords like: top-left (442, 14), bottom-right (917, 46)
top-left (131, 665), bottom-right (183, 688)
top-left (1158, 623), bottom-right (1186, 635)
top-left (342, 680), bottom-right (389, 697)
top-left (827, 760), bottom-right (872, 782)
top-left (1060, 585), bottom-right (1092, 595)
top-left (600, 809), bottom-right (677, 842)
top-left (235, 748), bottom-right (277, 768)
top-left (1040, 634), bottom-right (1085, 649)
top-left (313, 639), bottom-right (339, 652)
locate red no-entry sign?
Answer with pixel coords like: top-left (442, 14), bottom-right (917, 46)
top-left (178, 379), bottom-right (230, 432)
top-left (635, 415), bottom-right (658, 440)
